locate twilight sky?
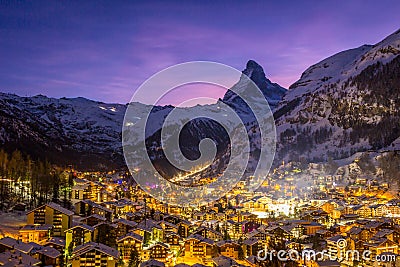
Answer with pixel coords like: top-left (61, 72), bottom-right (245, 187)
top-left (1, 1), bottom-right (399, 106)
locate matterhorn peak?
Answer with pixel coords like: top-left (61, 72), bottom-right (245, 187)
top-left (244, 59), bottom-right (264, 72)
top-left (242, 60), bottom-right (268, 87)
top-left (222, 60), bottom-right (287, 110)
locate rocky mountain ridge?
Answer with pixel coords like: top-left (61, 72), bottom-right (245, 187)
top-left (1, 29), bottom-right (400, 170)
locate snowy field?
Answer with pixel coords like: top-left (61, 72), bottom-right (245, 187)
top-left (0, 212), bottom-right (26, 238)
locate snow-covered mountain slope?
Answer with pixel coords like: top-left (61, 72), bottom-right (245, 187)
top-left (3, 26), bottom-right (400, 172)
top-left (124, 60), bottom-right (282, 181)
top-left (0, 60), bottom-right (285, 171)
top-left (275, 29), bottom-right (400, 162)
top-left (284, 44), bottom-right (373, 101)
top-left (0, 93), bottom-right (126, 169)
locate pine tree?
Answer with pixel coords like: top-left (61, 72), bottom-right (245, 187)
top-left (223, 229), bottom-right (230, 240)
top-left (118, 249), bottom-right (124, 266)
top-left (238, 245), bottom-right (245, 260)
top-left (215, 223), bottom-right (220, 233)
top-left (59, 254), bottom-right (65, 267)
top-left (128, 247), bottom-right (140, 267)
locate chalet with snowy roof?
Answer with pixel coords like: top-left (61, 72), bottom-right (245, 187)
top-left (192, 226), bottom-right (223, 241)
top-left (369, 204), bottom-right (387, 217)
top-left (315, 229), bottom-right (332, 239)
top-left (346, 235), bottom-right (365, 251)
top-left (140, 259), bottom-right (165, 267)
top-left (164, 232), bottom-right (181, 248)
top-left (266, 225), bottom-right (298, 240)
top-left (340, 213), bottom-right (359, 222)
top-left (364, 238), bottom-right (399, 260)
top-left (327, 235), bottom-right (346, 259)
top-left (176, 219), bottom-right (192, 238)
top-left (125, 210), bottom-right (147, 223)
top-left (215, 212), bottom-right (226, 222)
top-left (142, 242), bottom-right (170, 263)
top-left (133, 219), bottom-right (163, 247)
top-left (364, 220), bottom-right (387, 235)
top-left (80, 213), bottom-right (107, 226)
top-left (117, 232), bottom-right (143, 261)
top-left (246, 226), bottom-right (271, 242)
top-left (26, 202), bottom-right (73, 237)
top-left (162, 215), bottom-right (182, 225)
top-left (71, 242), bottom-right (119, 267)
top-left (242, 237), bottom-right (260, 258)
top-left (92, 221), bottom-right (118, 248)
top-left (0, 237), bottom-right (34, 254)
top-left (204, 210), bottom-right (217, 221)
top-left (98, 187), bottom-right (115, 202)
top-left (19, 224), bottom-right (52, 243)
top-left (102, 199), bottom-right (134, 216)
top-left (318, 201), bottom-right (336, 214)
top-left (386, 201), bottom-right (400, 216)
top-left (184, 234), bottom-right (216, 259)
top-left (159, 220), bottom-right (179, 235)
top-left (0, 250), bottom-right (41, 266)
top-left (240, 212), bottom-right (259, 223)
top-left (226, 220), bottom-right (244, 239)
top-left (356, 205), bottom-right (373, 218)
top-left (347, 226), bottom-right (370, 241)
top-left (238, 220), bottom-right (259, 235)
top-left (301, 209), bottom-right (329, 225)
top-left (43, 237), bottom-right (65, 253)
top-left (74, 199), bottom-right (113, 221)
top-left (71, 183), bottom-right (91, 202)
top-left (113, 218), bottom-right (138, 237)
top-left (193, 211), bottom-right (206, 221)
top-left (301, 221), bottom-right (324, 236)
top-left (66, 224), bottom-right (95, 250)
top-left (30, 245), bottom-right (62, 267)
top-left (373, 229), bottom-right (398, 242)
top-left (216, 240), bottom-right (241, 260)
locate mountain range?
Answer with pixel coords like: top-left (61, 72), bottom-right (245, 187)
top-left (0, 29), bottom-right (399, 172)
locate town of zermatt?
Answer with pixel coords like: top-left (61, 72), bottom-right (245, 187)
top-left (0, 1), bottom-right (400, 267)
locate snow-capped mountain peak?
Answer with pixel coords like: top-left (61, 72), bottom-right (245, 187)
top-left (275, 28), bottom-right (400, 162)
top-left (223, 60), bottom-right (287, 110)
top-left (0, 60), bottom-right (286, 170)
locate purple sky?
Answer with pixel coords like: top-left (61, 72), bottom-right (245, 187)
top-left (0, 1), bottom-right (399, 106)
